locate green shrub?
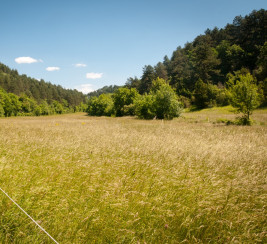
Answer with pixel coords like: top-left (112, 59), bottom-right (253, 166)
top-left (216, 118), bottom-right (235, 125)
top-left (112, 88), bottom-right (138, 116)
top-left (40, 101), bottom-right (51, 115)
top-left (0, 104), bottom-right (4, 117)
top-left (134, 78), bottom-right (183, 120)
top-left (87, 94), bottom-right (114, 116)
top-left (134, 94), bottom-right (155, 119)
top-left (152, 79), bottom-right (183, 119)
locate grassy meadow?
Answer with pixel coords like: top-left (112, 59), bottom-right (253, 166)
top-left (0, 108), bottom-right (266, 243)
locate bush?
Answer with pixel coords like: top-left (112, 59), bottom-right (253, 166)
top-left (52, 100), bottom-right (64, 114)
top-left (134, 78), bottom-right (183, 120)
top-left (0, 91), bottom-right (22, 117)
top-left (40, 101), bottom-right (51, 115)
top-left (235, 116), bottom-right (252, 126)
top-left (87, 94), bottom-right (114, 116)
top-left (134, 94), bottom-right (155, 119)
top-left (112, 88), bottom-right (139, 116)
top-left (122, 103), bottom-right (135, 116)
top-left (0, 104), bottom-right (4, 117)
top-left (153, 84), bottom-right (182, 119)
top-left (216, 118), bottom-right (235, 125)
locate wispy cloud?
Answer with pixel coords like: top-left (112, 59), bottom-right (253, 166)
top-left (46, 67), bottom-right (60, 71)
top-left (75, 84), bottom-right (95, 94)
top-left (75, 63), bottom-right (87, 67)
top-left (86, 72), bottom-right (103, 79)
top-left (15, 57), bottom-right (39, 64)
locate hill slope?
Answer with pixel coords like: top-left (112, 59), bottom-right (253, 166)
top-left (0, 63), bottom-right (87, 116)
top-left (0, 63), bottom-right (86, 106)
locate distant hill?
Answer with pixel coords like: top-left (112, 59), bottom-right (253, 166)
top-left (87, 85), bottom-right (121, 97)
top-left (0, 63), bottom-right (86, 106)
top-left (130, 9), bottom-right (267, 91)
top-left (91, 9), bottom-right (266, 108)
top-left (125, 9), bottom-right (267, 106)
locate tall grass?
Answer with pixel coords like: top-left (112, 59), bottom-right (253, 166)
top-left (0, 110), bottom-right (266, 243)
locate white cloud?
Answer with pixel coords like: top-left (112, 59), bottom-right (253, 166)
top-left (15, 57), bottom-right (38, 64)
top-left (75, 84), bottom-right (95, 94)
top-left (86, 72), bottom-right (103, 79)
top-left (46, 67), bottom-right (60, 71)
top-left (75, 63), bottom-right (87, 67)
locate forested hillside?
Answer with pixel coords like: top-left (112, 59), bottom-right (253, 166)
top-left (124, 9), bottom-right (266, 108)
top-left (86, 9), bottom-right (266, 122)
top-left (0, 63), bottom-right (87, 116)
top-left (88, 85), bottom-right (121, 97)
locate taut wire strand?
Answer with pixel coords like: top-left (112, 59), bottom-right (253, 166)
top-left (0, 187), bottom-right (59, 244)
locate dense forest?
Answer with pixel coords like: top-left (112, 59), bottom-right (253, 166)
top-left (88, 9), bottom-right (266, 118)
top-left (0, 63), bottom-right (87, 116)
top-left (125, 9), bottom-right (267, 107)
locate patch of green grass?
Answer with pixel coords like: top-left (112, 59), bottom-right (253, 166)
top-left (0, 113), bottom-right (266, 243)
top-left (182, 106), bottom-right (267, 125)
top-left (184, 105), bottom-right (235, 114)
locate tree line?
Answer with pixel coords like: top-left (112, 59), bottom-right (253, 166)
top-left (89, 9), bottom-right (266, 110)
top-left (1, 9), bottom-right (266, 122)
top-left (87, 9), bottom-right (266, 123)
top-left (0, 63), bottom-right (87, 117)
top-left (87, 85), bottom-right (121, 98)
top-left (87, 78), bottom-right (183, 120)
top-left (124, 9), bottom-right (266, 108)
top-left (0, 88), bottom-right (87, 117)
top-left (0, 63), bottom-right (86, 106)
top-left (87, 73), bottom-right (262, 124)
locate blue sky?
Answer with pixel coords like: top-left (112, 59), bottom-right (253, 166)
top-left (1, 0), bottom-right (266, 93)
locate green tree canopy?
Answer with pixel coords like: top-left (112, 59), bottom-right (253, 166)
top-left (87, 94), bottom-right (114, 116)
top-left (134, 78), bottom-right (183, 120)
top-left (227, 72), bottom-right (262, 124)
top-left (112, 88), bottom-right (139, 116)
top-left (152, 78), bottom-right (182, 119)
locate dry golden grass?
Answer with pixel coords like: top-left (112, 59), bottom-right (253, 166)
top-left (0, 110), bottom-right (266, 243)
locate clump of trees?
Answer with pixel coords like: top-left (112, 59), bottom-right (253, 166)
top-left (133, 78), bottom-right (182, 119)
top-left (113, 88), bottom-right (139, 116)
top-left (0, 63), bottom-right (87, 117)
top-left (87, 94), bottom-right (113, 116)
top-left (87, 10), bottom-right (266, 123)
top-left (87, 78), bottom-right (183, 120)
top-left (0, 88), bottom-right (86, 117)
top-left (0, 63), bottom-right (86, 107)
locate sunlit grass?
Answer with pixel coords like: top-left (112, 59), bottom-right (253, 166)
top-left (182, 106), bottom-right (267, 125)
top-left (0, 110), bottom-right (266, 243)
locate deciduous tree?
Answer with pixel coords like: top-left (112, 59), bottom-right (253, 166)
top-left (227, 73), bottom-right (261, 124)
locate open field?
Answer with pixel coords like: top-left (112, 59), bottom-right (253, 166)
top-left (0, 109), bottom-right (266, 243)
